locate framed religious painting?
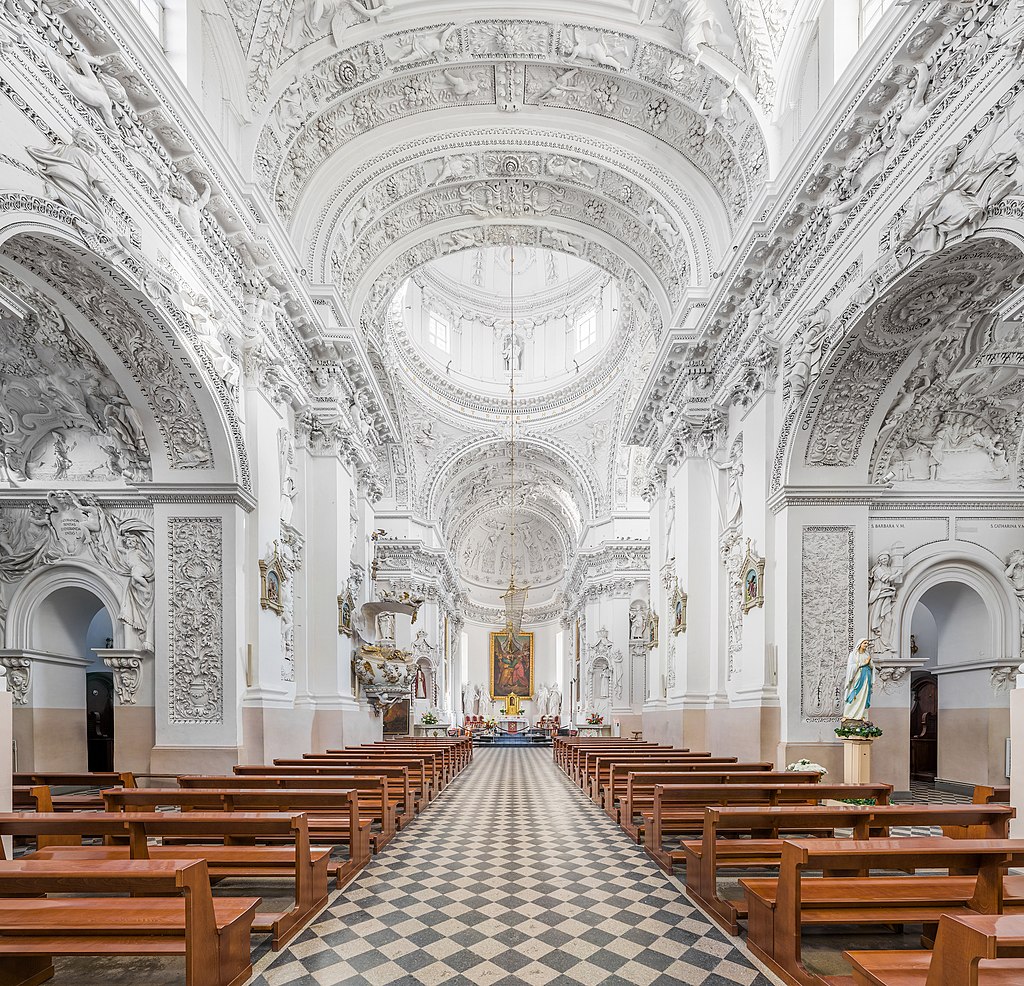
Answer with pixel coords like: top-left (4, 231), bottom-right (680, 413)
top-left (671, 584), bottom-right (687, 635)
top-left (489, 630), bottom-right (534, 700)
top-left (259, 543), bottom-right (286, 616)
top-left (382, 698), bottom-right (410, 737)
top-left (337, 590), bottom-right (354, 636)
top-left (741, 538), bottom-right (766, 613)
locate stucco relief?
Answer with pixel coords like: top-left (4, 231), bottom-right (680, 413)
top-left (2, 236), bottom-right (215, 471)
top-left (802, 240), bottom-right (1024, 474)
top-left (801, 526), bottom-right (855, 721)
top-left (167, 517), bottom-right (224, 723)
top-left (0, 493), bottom-right (155, 652)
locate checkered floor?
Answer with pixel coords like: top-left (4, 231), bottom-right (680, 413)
top-left (247, 748), bottom-right (777, 986)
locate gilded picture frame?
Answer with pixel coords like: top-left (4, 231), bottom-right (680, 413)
top-left (338, 590), bottom-right (354, 636)
top-left (259, 543), bottom-right (286, 616)
top-left (671, 585), bottom-right (688, 635)
top-left (489, 630), bottom-right (534, 700)
top-left (741, 538), bottom-right (766, 614)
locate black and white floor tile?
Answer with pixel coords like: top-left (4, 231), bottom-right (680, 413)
top-left (247, 748), bottom-right (777, 986)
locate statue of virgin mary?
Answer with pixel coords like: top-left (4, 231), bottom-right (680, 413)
top-left (843, 638), bottom-right (874, 722)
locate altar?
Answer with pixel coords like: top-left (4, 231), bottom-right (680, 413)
top-left (497, 715), bottom-right (529, 733)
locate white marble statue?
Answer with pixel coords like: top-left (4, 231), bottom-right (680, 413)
top-left (28, 129), bottom-right (112, 230)
top-left (785, 311), bottom-right (830, 403)
top-left (549, 682), bottom-right (562, 719)
top-left (536, 682), bottom-right (550, 717)
top-left (867, 552), bottom-right (902, 655)
top-left (843, 638), bottom-right (874, 722)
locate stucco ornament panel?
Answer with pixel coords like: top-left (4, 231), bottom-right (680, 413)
top-left (0, 272), bottom-right (151, 485)
top-left (803, 240), bottom-right (1024, 472)
top-left (801, 526), bottom-right (855, 721)
top-left (257, 20), bottom-right (764, 219)
top-left (167, 517), bottom-right (224, 723)
top-left (2, 237), bottom-right (215, 471)
top-left (0, 493), bottom-right (155, 653)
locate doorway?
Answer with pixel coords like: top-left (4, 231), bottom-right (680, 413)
top-left (86, 672), bottom-right (114, 772)
top-left (910, 671), bottom-right (937, 782)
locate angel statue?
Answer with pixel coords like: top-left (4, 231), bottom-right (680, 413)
top-left (842, 638), bottom-right (874, 722)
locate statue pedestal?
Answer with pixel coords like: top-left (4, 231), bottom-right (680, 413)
top-left (843, 738), bottom-right (873, 784)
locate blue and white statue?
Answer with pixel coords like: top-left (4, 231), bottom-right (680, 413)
top-left (843, 638), bottom-right (874, 722)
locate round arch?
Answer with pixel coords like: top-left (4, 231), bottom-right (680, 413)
top-left (0, 213), bottom-right (249, 489)
top-left (892, 542), bottom-right (1017, 668)
top-left (5, 561), bottom-right (124, 653)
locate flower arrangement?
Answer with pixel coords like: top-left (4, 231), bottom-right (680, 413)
top-left (483, 717), bottom-right (498, 729)
top-left (786, 758), bottom-right (828, 775)
top-left (835, 719), bottom-right (883, 739)
top-left (585, 712), bottom-right (604, 725)
top-left (421, 712), bottom-right (439, 725)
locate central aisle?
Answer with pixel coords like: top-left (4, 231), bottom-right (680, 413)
top-left (250, 748), bottom-right (775, 985)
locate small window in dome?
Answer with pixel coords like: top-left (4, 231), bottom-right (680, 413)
top-left (427, 314), bottom-right (450, 353)
top-left (576, 311), bottom-right (598, 353)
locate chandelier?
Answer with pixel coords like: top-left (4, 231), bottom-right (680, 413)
top-left (499, 240), bottom-right (528, 647)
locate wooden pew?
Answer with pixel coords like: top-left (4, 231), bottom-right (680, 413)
top-left (241, 757), bottom-right (413, 835)
top-left (642, 780), bottom-right (891, 865)
top-left (682, 803), bottom-right (1016, 934)
top-left (11, 786), bottom-right (54, 813)
top-left (278, 758), bottom-right (426, 816)
top-left (742, 838), bottom-right (1024, 986)
top-left (583, 751), bottom-right (723, 804)
top-left (600, 759), bottom-right (770, 818)
top-left (0, 810), bottom-right (328, 950)
top-left (846, 912), bottom-right (1024, 986)
top-left (11, 772), bottom-right (137, 812)
top-left (0, 858), bottom-right (257, 986)
top-left (625, 771), bottom-right (831, 844)
top-left (317, 750), bottom-right (441, 802)
top-left (974, 784), bottom-right (1011, 804)
top-left (102, 787), bottom-right (369, 886)
top-left (348, 746), bottom-right (447, 788)
top-left (570, 744), bottom-right (674, 787)
top-left (553, 738), bottom-right (666, 782)
top-left (191, 772), bottom-right (396, 851)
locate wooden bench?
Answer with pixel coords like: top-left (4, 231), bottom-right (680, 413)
top-left (12, 772), bottom-right (138, 812)
top-left (0, 858), bottom-right (257, 986)
top-left (682, 803), bottom-right (1016, 934)
top-left (974, 784), bottom-right (1011, 804)
top-left (292, 757), bottom-right (432, 810)
top-left (642, 781), bottom-right (891, 866)
top-left (553, 738), bottom-right (666, 781)
top-left (625, 771), bottom-right (832, 844)
top-left (102, 787), bottom-right (369, 886)
top-left (574, 746), bottom-right (679, 792)
top-left (846, 912), bottom-right (1024, 986)
top-left (277, 758), bottom-right (426, 816)
top-left (600, 759), bottom-right (770, 818)
top-left (742, 838), bottom-right (1024, 986)
top-left (0, 810), bottom-right (327, 950)
top-left (239, 761), bottom-right (411, 839)
top-left (193, 772), bottom-right (398, 851)
top-left (356, 744), bottom-right (451, 789)
top-left (584, 752), bottom-right (729, 805)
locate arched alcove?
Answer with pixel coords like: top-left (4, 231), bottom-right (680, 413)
top-left (906, 578), bottom-right (1010, 790)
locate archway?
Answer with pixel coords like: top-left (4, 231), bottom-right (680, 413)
top-left (18, 585), bottom-right (113, 772)
top-left (908, 580), bottom-right (1008, 792)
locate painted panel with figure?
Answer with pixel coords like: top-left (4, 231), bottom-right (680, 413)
top-left (382, 699), bottom-right (409, 737)
top-left (489, 631), bottom-right (534, 700)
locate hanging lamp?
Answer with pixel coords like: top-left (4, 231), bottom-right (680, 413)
top-left (499, 239), bottom-right (528, 648)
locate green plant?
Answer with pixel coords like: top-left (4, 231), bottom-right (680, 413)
top-left (421, 711), bottom-right (439, 725)
top-left (834, 719), bottom-right (883, 739)
top-left (836, 797), bottom-right (878, 806)
top-left (585, 712), bottom-right (604, 725)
